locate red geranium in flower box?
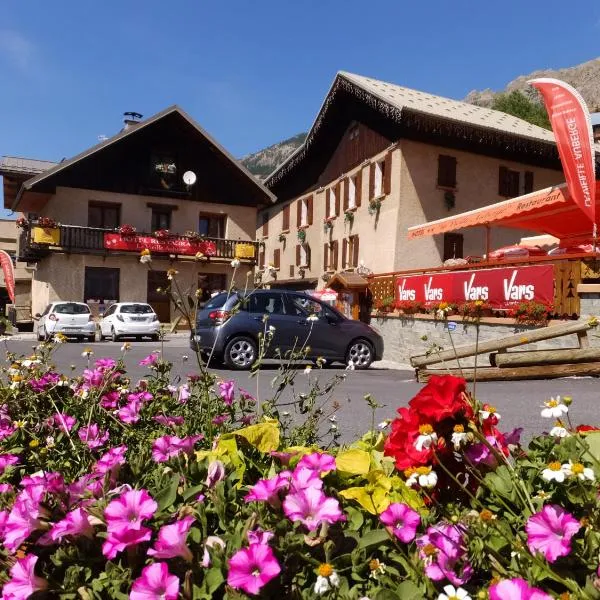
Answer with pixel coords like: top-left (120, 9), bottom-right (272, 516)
top-left (153, 229), bottom-right (172, 240)
top-left (37, 216), bottom-right (57, 228)
top-left (15, 216), bottom-right (29, 229)
top-left (118, 224), bottom-right (137, 236)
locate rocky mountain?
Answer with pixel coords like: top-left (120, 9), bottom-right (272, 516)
top-left (465, 57), bottom-right (600, 110)
top-left (240, 132), bottom-right (307, 179)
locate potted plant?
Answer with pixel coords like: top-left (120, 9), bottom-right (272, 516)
top-left (37, 216), bottom-right (57, 229)
top-left (297, 229), bottom-right (306, 244)
top-left (118, 224), bottom-right (137, 237)
top-left (278, 232), bottom-right (287, 244)
top-left (185, 230), bottom-right (202, 241)
top-left (375, 295), bottom-right (395, 314)
top-left (459, 300), bottom-right (493, 321)
top-left (323, 220), bottom-right (334, 234)
top-left (154, 229), bottom-right (172, 240)
top-left (344, 211), bottom-right (354, 226)
top-left (396, 300), bottom-right (425, 315)
top-left (368, 199), bottom-right (382, 216)
top-left (510, 301), bottom-right (553, 326)
top-left (15, 216), bottom-right (29, 229)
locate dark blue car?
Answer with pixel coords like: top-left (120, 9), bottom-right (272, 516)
top-left (190, 289), bottom-right (384, 370)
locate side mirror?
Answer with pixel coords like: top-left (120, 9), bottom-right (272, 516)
top-left (34, 313), bottom-right (41, 319)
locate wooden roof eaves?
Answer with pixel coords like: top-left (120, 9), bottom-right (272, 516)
top-left (266, 73), bottom-right (567, 195)
top-left (14, 106), bottom-right (276, 209)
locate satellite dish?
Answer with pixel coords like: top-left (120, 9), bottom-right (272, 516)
top-left (183, 171), bottom-right (197, 186)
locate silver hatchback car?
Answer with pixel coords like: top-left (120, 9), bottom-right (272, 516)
top-left (35, 302), bottom-right (96, 342)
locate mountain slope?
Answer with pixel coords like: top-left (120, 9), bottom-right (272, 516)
top-left (240, 132), bottom-right (306, 178)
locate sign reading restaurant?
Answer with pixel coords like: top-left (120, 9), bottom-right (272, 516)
top-left (395, 265), bottom-right (554, 309)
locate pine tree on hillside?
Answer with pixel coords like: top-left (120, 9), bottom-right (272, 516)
top-left (492, 91), bottom-right (551, 130)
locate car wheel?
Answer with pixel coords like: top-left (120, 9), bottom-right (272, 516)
top-left (346, 339), bottom-right (374, 370)
top-left (87, 335), bottom-right (96, 343)
top-left (224, 336), bottom-right (257, 370)
top-left (111, 327), bottom-right (120, 343)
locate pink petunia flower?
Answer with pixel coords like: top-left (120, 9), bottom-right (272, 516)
top-left (139, 353), bottom-right (158, 367)
top-left (247, 528), bottom-right (274, 545)
top-left (82, 368), bottom-right (104, 387)
top-left (95, 357), bottom-right (117, 371)
top-left (153, 415), bottom-right (185, 427)
top-left (49, 508), bottom-right (94, 542)
top-left (212, 413), bottom-right (229, 426)
top-left (117, 400), bottom-right (142, 424)
top-left (177, 384), bottom-right (190, 404)
top-left (489, 578), bottom-right (551, 600)
top-left (130, 562), bottom-right (179, 600)
top-left (206, 460), bottom-right (225, 488)
top-left (0, 454), bottom-right (19, 474)
top-left (1, 554), bottom-right (47, 599)
top-left (148, 516), bottom-right (194, 561)
top-left (289, 467), bottom-right (323, 492)
top-left (379, 502), bottom-right (421, 543)
top-left (526, 504), bottom-right (581, 563)
top-left (227, 543), bottom-right (281, 595)
top-left (78, 424), bottom-right (110, 449)
top-left (48, 412), bottom-right (76, 432)
top-left (245, 474), bottom-right (290, 508)
top-left (283, 487), bottom-right (344, 531)
top-left (100, 391), bottom-right (120, 410)
top-left (0, 483), bottom-right (13, 494)
top-left (297, 452), bottom-right (336, 473)
top-left (177, 434), bottom-right (203, 454)
top-left (3, 491), bottom-right (46, 552)
top-left (104, 489), bottom-right (157, 533)
top-left (218, 380), bottom-right (235, 406)
top-left (94, 445), bottom-right (127, 475)
top-left (151, 436), bottom-right (182, 463)
top-left (102, 526), bottom-right (153, 560)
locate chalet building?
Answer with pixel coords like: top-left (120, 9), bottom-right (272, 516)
top-left (257, 72), bottom-right (566, 310)
top-left (1, 107), bottom-right (274, 322)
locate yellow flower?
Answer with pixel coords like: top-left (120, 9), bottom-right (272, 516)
top-left (29, 439), bottom-right (40, 448)
top-left (140, 248), bottom-right (151, 256)
top-left (317, 563), bottom-right (333, 577)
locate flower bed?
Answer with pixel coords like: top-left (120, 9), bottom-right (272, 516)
top-left (1, 344), bottom-right (600, 598)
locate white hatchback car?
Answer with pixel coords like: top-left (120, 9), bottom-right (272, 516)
top-left (99, 302), bottom-right (160, 342)
top-left (36, 302), bottom-right (96, 342)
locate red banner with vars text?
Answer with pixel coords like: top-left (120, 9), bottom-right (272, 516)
top-left (395, 265), bottom-right (554, 309)
top-left (529, 78), bottom-right (596, 228)
top-left (104, 234), bottom-right (217, 256)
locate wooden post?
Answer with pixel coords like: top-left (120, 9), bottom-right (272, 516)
top-left (491, 347), bottom-right (600, 367)
top-left (485, 225), bottom-right (491, 259)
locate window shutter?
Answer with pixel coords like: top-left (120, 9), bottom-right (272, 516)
top-left (352, 235), bottom-right (360, 267)
top-left (282, 205), bottom-right (290, 231)
top-left (335, 183), bottom-right (341, 215)
top-left (307, 195), bottom-right (313, 225)
top-left (369, 163), bottom-right (375, 199)
top-left (323, 243), bottom-right (329, 270)
top-left (289, 265), bottom-right (294, 277)
top-left (524, 171), bottom-right (534, 194)
top-left (332, 240), bottom-right (339, 270)
top-left (259, 248), bottom-right (265, 269)
top-left (343, 178), bottom-right (349, 211)
top-left (273, 248), bottom-right (280, 269)
top-left (296, 244), bottom-right (301, 266)
top-left (296, 200), bottom-right (302, 227)
top-left (355, 170), bottom-right (362, 207)
top-left (384, 153), bottom-right (392, 195)
top-left (498, 166), bottom-right (508, 196)
top-left (262, 212), bottom-right (269, 237)
top-left (325, 189), bottom-right (330, 218)
top-left (306, 245), bottom-right (311, 268)
top-left (342, 238), bottom-right (348, 269)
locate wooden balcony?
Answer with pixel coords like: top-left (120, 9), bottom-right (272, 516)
top-left (17, 224), bottom-right (259, 263)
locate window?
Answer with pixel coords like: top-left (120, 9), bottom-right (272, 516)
top-left (258, 246), bottom-right (265, 269)
top-left (498, 166), bottom-right (520, 198)
top-left (84, 267), bottom-right (120, 302)
top-left (523, 171), bottom-right (534, 194)
top-left (296, 244), bottom-right (310, 268)
top-left (151, 208), bottom-right (171, 231)
top-left (273, 248), bottom-right (281, 269)
top-left (289, 265), bottom-right (294, 277)
top-left (437, 155), bottom-right (457, 188)
top-left (261, 211), bottom-right (269, 237)
top-left (329, 187), bottom-right (337, 218)
top-left (88, 202), bottom-right (120, 229)
top-left (443, 233), bottom-right (463, 261)
top-left (297, 196), bottom-right (313, 227)
top-left (374, 161), bottom-right (384, 197)
top-left (120, 304), bottom-right (154, 314)
top-left (323, 241), bottom-right (338, 271)
top-left (248, 293), bottom-right (286, 315)
top-left (199, 213), bottom-right (225, 238)
top-left (343, 236), bottom-right (359, 269)
top-left (282, 205), bottom-right (290, 231)
top-left (348, 176), bottom-right (357, 209)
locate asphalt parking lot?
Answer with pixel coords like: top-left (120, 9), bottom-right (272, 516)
top-left (3, 333), bottom-right (600, 444)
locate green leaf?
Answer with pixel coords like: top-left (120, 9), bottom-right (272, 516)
top-left (336, 448), bottom-right (371, 475)
top-left (374, 590), bottom-right (402, 600)
top-left (376, 582), bottom-right (422, 600)
top-left (358, 528), bottom-right (390, 550)
top-left (182, 484), bottom-right (205, 501)
top-left (582, 432), bottom-right (600, 464)
top-left (156, 473), bottom-right (179, 512)
top-left (205, 568), bottom-right (224, 595)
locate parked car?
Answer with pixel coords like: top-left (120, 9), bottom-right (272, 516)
top-left (98, 302), bottom-right (160, 341)
top-left (35, 302), bottom-right (96, 342)
top-left (190, 289), bottom-right (384, 370)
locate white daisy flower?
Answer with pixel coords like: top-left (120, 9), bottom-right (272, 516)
top-left (314, 569), bottom-right (339, 595)
top-left (479, 405), bottom-right (500, 420)
top-left (541, 397), bottom-right (568, 419)
top-left (541, 461), bottom-right (566, 483)
top-left (139, 254), bottom-right (152, 264)
top-left (438, 585), bottom-right (471, 600)
top-left (451, 424), bottom-right (469, 449)
top-left (378, 420), bottom-right (390, 430)
top-left (81, 348), bottom-right (93, 358)
top-left (549, 422), bottom-right (570, 438)
top-left (303, 366), bottom-right (312, 375)
top-left (562, 460), bottom-right (595, 481)
top-left (406, 466), bottom-right (437, 488)
top-left (414, 424), bottom-right (437, 452)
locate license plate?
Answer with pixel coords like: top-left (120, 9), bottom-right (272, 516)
top-left (131, 317), bottom-right (145, 321)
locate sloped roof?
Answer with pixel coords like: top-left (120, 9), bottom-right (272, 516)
top-left (266, 71), bottom-right (600, 190)
top-left (16, 105), bottom-right (275, 206)
top-left (0, 156), bottom-right (57, 176)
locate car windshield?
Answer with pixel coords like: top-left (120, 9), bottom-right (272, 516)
top-left (120, 304), bottom-right (153, 314)
top-left (53, 303), bottom-right (90, 315)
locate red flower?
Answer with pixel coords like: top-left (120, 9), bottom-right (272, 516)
top-left (576, 424), bottom-right (600, 434)
top-left (384, 407), bottom-right (433, 470)
top-left (409, 375), bottom-right (471, 422)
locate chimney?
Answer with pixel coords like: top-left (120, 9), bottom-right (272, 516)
top-left (122, 111), bottom-right (143, 131)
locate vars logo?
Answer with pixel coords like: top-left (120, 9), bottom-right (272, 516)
top-left (397, 279), bottom-right (416, 301)
top-left (424, 277), bottom-right (443, 302)
top-left (503, 270), bottom-right (534, 301)
top-left (463, 273), bottom-right (489, 300)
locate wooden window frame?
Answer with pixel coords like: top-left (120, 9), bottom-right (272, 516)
top-left (437, 155), bottom-right (457, 189)
top-left (199, 212), bottom-right (226, 238)
top-left (261, 211), bottom-right (269, 237)
top-left (273, 248), bottom-right (281, 270)
top-left (151, 206), bottom-right (173, 231)
top-left (88, 201), bottom-right (121, 229)
top-left (282, 204), bottom-right (290, 232)
top-left (499, 166), bottom-right (520, 198)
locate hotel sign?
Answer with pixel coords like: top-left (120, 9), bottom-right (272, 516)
top-left (104, 234), bottom-right (218, 256)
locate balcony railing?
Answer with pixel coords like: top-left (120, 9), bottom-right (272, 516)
top-left (18, 224), bottom-right (260, 263)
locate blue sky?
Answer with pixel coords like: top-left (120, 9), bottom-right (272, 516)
top-left (2, 0), bottom-right (599, 164)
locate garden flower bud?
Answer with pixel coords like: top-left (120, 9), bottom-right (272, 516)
top-left (562, 396), bottom-right (573, 407)
top-left (206, 460), bottom-right (225, 488)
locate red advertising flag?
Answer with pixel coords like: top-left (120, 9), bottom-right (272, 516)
top-left (0, 250), bottom-right (15, 303)
top-left (528, 78), bottom-right (596, 228)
